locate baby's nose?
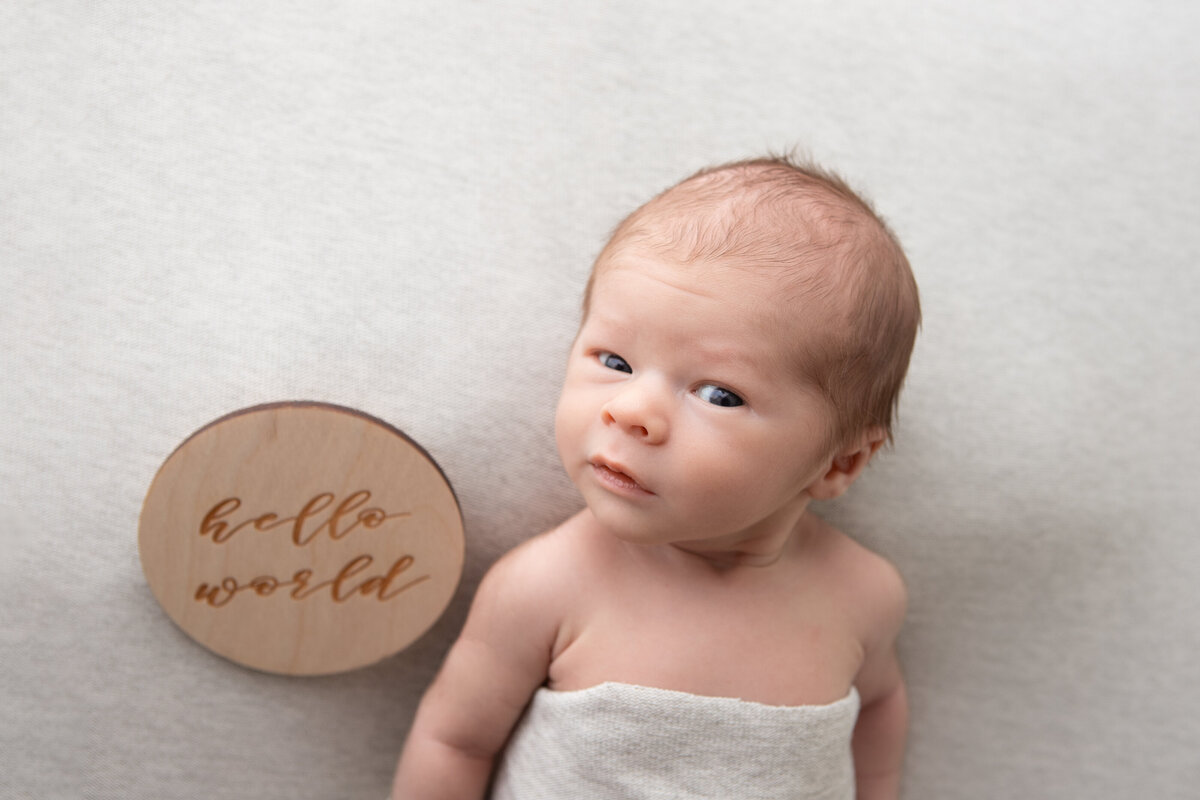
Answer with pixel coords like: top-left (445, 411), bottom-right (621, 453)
top-left (601, 381), bottom-right (668, 444)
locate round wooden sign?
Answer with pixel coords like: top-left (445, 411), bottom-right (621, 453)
top-left (138, 402), bottom-right (465, 676)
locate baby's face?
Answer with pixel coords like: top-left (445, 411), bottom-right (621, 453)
top-left (554, 246), bottom-right (840, 553)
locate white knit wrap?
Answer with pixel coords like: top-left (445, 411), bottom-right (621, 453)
top-left (491, 683), bottom-right (860, 800)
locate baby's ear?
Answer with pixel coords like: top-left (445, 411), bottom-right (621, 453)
top-left (807, 427), bottom-right (887, 501)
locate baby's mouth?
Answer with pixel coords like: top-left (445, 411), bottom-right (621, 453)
top-left (590, 459), bottom-right (653, 495)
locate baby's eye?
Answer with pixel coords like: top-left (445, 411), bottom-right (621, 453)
top-left (696, 384), bottom-right (744, 407)
top-left (597, 352), bottom-right (632, 373)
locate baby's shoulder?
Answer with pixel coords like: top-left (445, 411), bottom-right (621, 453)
top-left (807, 516), bottom-right (907, 636)
top-left (478, 511), bottom-right (607, 608)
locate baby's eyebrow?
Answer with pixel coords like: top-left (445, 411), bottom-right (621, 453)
top-left (692, 344), bottom-right (747, 366)
top-left (580, 310), bottom-right (637, 339)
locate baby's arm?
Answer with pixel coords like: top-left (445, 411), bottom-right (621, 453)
top-left (850, 559), bottom-right (909, 800)
top-left (392, 538), bottom-right (561, 800)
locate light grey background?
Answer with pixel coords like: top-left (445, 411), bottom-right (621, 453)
top-left (3, 2), bottom-right (1198, 797)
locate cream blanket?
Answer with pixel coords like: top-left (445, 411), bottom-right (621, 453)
top-left (491, 682), bottom-right (860, 800)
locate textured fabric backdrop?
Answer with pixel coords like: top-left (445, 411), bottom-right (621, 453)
top-left (3, 2), bottom-right (1198, 798)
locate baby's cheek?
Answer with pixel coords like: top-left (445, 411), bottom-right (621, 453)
top-left (553, 394), bottom-right (581, 457)
top-left (676, 460), bottom-right (744, 508)
top-left (684, 455), bottom-right (776, 512)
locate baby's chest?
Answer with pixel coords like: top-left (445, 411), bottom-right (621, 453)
top-left (552, 583), bottom-right (864, 705)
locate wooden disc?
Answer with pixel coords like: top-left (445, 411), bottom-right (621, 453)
top-left (138, 402), bottom-right (465, 676)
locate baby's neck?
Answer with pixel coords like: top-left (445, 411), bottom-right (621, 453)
top-left (658, 513), bottom-right (821, 573)
top-left (669, 540), bottom-right (792, 570)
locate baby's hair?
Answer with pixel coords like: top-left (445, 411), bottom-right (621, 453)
top-left (584, 153), bottom-right (921, 450)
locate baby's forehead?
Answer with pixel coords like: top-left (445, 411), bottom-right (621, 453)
top-left (590, 248), bottom-right (848, 345)
top-left (594, 227), bottom-right (848, 315)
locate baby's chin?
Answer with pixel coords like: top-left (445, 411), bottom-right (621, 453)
top-left (578, 494), bottom-right (676, 547)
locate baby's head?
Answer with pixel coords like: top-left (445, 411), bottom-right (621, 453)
top-left (582, 155), bottom-right (920, 453)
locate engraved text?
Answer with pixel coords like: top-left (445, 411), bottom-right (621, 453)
top-left (194, 554), bottom-right (430, 608)
top-left (199, 490), bottom-right (411, 546)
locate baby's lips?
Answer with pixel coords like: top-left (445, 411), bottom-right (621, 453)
top-left (590, 456), bottom-right (653, 494)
